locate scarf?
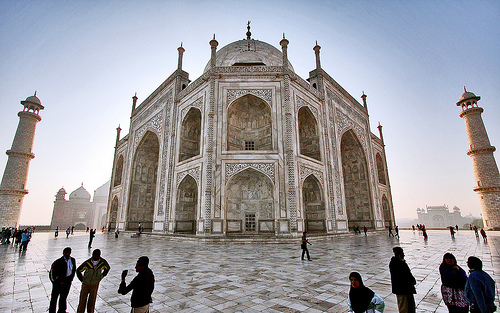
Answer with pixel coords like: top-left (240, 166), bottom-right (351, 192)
top-left (349, 272), bottom-right (375, 313)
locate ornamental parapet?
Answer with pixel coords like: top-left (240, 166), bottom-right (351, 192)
top-left (0, 189), bottom-right (29, 195)
top-left (467, 146), bottom-right (496, 156)
top-left (459, 106), bottom-right (483, 118)
top-left (18, 111), bottom-right (42, 121)
top-left (5, 150), bottom-right (35, 159)
top-left (216, 66), bottom-right (283, 75)
top-left (473, 186), bottom-right (500, 192)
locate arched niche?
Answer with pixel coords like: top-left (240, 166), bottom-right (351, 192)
top-left (302, 175), bottom-right (326, 233)
top-left (109, 196), bottom-right (118, 229)
top-left (376, 153), bottom-right (387, 185)
top-left (179, 108), bottom-right (202, 162)
top-left (225, 168), bottom-right (274, 234)
top-left (127, 131), bottom-right (159, 231)
top-left (382, 195), bottom-right (392, 227)
top-left (113, 155), bottom-right (124, 187)
top-left (298, 107), bottom-right (321, 161)
top-left (175, 175), bottom-right (198, 233)
top-left (227, 94), bottom-right (272, 151)
top-left (341, 130), bottom-right (373, 229)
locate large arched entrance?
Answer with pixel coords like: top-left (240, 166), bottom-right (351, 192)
top-left (225, 169), bottom-right (274, 234)
top-left (227, 94), bottom-right (272, 151)
top-left (127, 131), bottom-right (159, 231)
top-left (302, 175), bottom-right (325, 233)
top-left (109, 196), bottom-right (118, 230)
top-left (341, 130), bottom-right (373, 229)
top-left (298, 107), bottom-right (321, 161)
top-left (382, 195), bottom-right (392, 227)
top-left (179, 108), bottom-right (202, 162)
top-left (175, 175), bottom-right (198, 233)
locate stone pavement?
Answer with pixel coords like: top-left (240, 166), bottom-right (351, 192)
top-left (0, 230), bottom-right (498, 312)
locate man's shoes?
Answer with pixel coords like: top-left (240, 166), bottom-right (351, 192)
top-left (308, 259), bottom-right (312, 261)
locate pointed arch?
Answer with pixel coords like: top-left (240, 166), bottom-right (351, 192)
top-left (225, 168), bottom-right (274, 234)
top-left (298, 107), bottom-right (321, 161)
top-left (382, 195), bottom-right (392, 227)
top-left (227, 94), bottom-right (272, 151)
top-left (302, 174), bottom-right (326, 233)
top-left (113, 155), bottom-right (124, 187)
top-left (109, 196), bottom-right (118, 229)
top-left (127, 131), bottom-right (159, 231)
top-left (376, 153), bottom-right (387, 185)
top-left (341, 130), bottom-right (373, 229)
top-left (175, 175), bottom-right (198, 233)
top-left (179, 108), bottom-right (202, 162)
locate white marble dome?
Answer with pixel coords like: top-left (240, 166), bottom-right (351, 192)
top-left (204, 39), bottom-right (294, 73)
top-left (69, 185), bottom-right (91, 201)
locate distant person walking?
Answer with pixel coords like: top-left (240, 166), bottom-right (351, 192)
top-left (88, 229), bottom-right (95, 248)
top-left (389, 247), bottom-right (416, 313)
top-left (71, 226), bottom-right (74, 235)
top-left (422, 226), bottom-right (428, 240)
top-left (464, 256), bottom-right (496, 313)
top-left (388, 226), bottom-right (395, 237)
top-left (76, 249), bottom-right (110, 313)
top-left (66, 227), bottom-right (70, 238)
top-left (395, 226), bottom-right (399, 238)
top-left (301, 231), bottom-right (312, 261)
top-left (474, 226), bottom-right (479, 238)
top-left (480, 229), bottom-right (487, 242)
top-left (439, 253), bottom-right (468, 313)
top-left (455, 225), bottom-right (458, 232)
top-left (347, 272), bottom-right (385, 313)
top-left (55, 226), bottom-right (59, 238)
top-left (119, 256), bottom-right (155, 313)
top-left (364, 226), bottom-right (368, 236)
top-left (20, 229), bottom-right (31, 251)
top-left (49, 247), bottom-right (76, 313)
top-left (450, 227), bottom-right (455, 239)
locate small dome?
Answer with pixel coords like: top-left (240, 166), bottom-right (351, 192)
top-left (459, 91), bottom-right (477, 102)
top-left (69, 185), bottom-right (91, 201)
top-left (94, 180), bottom-right (110, 197)
top-left (204, 39), bottom-right (294, 73)
top-left (24, 95), bottom-right (41, 105)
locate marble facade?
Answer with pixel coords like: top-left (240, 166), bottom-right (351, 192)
top-left (106, 29), bottom-right (395, 237)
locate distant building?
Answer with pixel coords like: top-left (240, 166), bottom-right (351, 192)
top-left (50, 181), bottom-right (109, 230)
top-left (416, 205), bottom-right (472, 228)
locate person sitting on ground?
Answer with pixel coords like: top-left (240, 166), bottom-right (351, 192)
top-left (347, 272), bottom-right (385, 313)
top-left (439, 253), bottom-right (468, 313)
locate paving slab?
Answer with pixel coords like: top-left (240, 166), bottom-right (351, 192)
top-left (0, 230), bottom-right (498, 312)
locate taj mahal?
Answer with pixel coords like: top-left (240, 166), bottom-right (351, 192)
top-left (105, 25), bottom-right (396, 236)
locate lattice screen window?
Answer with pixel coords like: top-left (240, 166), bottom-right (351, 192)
top-left (245, 141), bottom-right (255, 150)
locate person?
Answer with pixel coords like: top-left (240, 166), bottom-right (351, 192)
top-left (76, 249), bottom-right (110, 313)
top-left (364, 226), bottom-right (368, 236)
top-left (455, 225), bottom-right (459, 232)
top-left (474, 226), bottom-right (479, 238)
top-left (412, 225), bottom-right (415, 232)
top-left (66, 227), bottom-right (71, 238)
top-left (450, 227), bottom-right (455, 239)
top-left (395, 226), bottom-right (399, 238)
top-left (389, 247), bottom-right (416, 313)
top-left (439, 253), bottom-right (468, 312)
top-left (480, 229), bottom-right (487, 242)
top-left (1, 227), bottom-right (6, 244)
top-left (347, 272), bottom-right (385, 313)
top-left (115, 228), bottom-right (120, 238)
top-left (108, 225), bottom-right (111, 233)
top-left (49, 247), bottom-right (76, 313)
top-left (55, 226), bottom-right (59, 238)
top-left (301, 231), bottom-right (312, 261)
top-left (86, 226), bottom-right (90, 233)
top-left (422, 226), bottom-right (428, 240)
top-left (71, 226), bottom-right (75, 235)
top-left (464, 256), bottom-right (496, 313)
top-left (88, 229), bottom-right (95, 248)
top-left (118, 256), bottom-right (155, 312)
top-left (20, 229), bottom-right (31, 251)
top-left (387, 226), bottom-right (393, 237)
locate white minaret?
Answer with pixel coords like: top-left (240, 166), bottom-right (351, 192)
top-left (457, 89), bottom-right (500, 230)
top-left (0, 93), bottom-right (44, 227)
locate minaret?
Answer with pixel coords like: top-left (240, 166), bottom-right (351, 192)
top-left (0, 93), bottom-right (44, 227)
top-left (457, 89), bottom-right (500, 230)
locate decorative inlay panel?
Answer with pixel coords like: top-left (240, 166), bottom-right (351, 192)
top-left (180, 97), bottom-right (204, 122)
top-left (217, 66), bottom-right (283, 74)
top-left (299, 165), bottom-right (323, 185)
top-left (227, 89), bottom-right (272, 106)
top-left (225, 163), bottom-right (275, 184)
top-left (157, 91), bottom-right (173, 216)
top-left (296, 96), bottom-right (319, 121)
top-left (177, 167), bottom-right (201, 187)
top-left (133, 112), bottom-right (162, 151)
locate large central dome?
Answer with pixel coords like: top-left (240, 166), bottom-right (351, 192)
top-left (203, 39), bottom-right (294, 73)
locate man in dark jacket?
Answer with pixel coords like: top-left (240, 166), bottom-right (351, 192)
top-left (119, 256), bottom-right (155, 312)
top-left (465, 256), bottom-right (496, 313)
top-left (49, 247), bottom-right (77, 313)
top-left (389, 247), bottom-right (417, 313)
top-left (76, 249), bottom-right (110, 313)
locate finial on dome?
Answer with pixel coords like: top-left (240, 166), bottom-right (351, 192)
top-left (180, 42), bottom-right (183, 48)
top-left (213, 34), bottom-right (216, 40)
top-left (283, 33), bottom-right (285, 39)
top-left (315, 40), bottom-right (318, 46)
top-left (464, 86), bottom-right (467, 92)
top-left (34, 91), bottom-right (37, 96)
top-left (246, 20), bottom-right (252, 40)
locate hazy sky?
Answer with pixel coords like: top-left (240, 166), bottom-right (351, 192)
top-left (0, 1), bottom-right (498, 225)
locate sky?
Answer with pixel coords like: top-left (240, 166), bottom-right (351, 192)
top-left (0, 1), bottom-right (498, 225)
